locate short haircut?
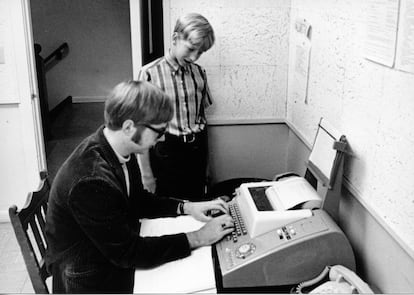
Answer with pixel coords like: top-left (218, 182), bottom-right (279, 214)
top-left (104, 80), bottom-right (173, 130)
top-left (174, 13), bottom-right (215, 52)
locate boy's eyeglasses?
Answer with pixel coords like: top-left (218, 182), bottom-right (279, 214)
top-left (140, 124), bottom-right (167, 139)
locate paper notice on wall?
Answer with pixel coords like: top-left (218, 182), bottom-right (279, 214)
top-left (0, 0), bottom-right (19, 104)
top-left (364, 0), bottom-right (399, 67)
top-left (395, 0), bottom-right (414, 74)
top-left (292, 18), bottom-right (312, 104)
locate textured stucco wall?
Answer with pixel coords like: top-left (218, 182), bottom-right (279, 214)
top-left (165, 0), bottom-right (291, 121)
top-left (287, 0), bottom-right (414, 255)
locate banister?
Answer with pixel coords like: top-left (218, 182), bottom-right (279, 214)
top-left (43, 42), bottom-right (69, 71)
top-left (33, 42), bottom-right (70, 142)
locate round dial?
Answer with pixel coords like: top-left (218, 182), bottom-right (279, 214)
top-left (235, 243), bottom-right (256, 259)
top-left (239, 244), bottom-right (251, 254)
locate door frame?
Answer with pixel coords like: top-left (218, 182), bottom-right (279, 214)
top-left (22, 0), bottom-right (47, 174)
top-left (20, 0), bottom-right (169, 177)
top-left (129, 0), bottom-right (142, 79)
top-left (0, 0), bottom-right (45, 221)
top-left (129, 0), bottom-right (171, 78)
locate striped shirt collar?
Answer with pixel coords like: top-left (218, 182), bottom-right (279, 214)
top-left (165, 50), bottom-right (190, 75)
top-left (138, 52), bottom-right (212, 136)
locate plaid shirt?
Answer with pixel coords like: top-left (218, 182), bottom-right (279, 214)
top-left (137, 52), bottom-right (213, 136)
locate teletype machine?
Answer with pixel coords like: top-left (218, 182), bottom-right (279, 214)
top-left (212, 118), bottom-right (355, 292)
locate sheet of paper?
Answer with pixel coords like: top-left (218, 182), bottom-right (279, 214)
top-left (292, 18), bottom-right (312, 104)
top-left (365, 0), bottom-right (399, 67)
top-left (134, 216), bottom-right (216, 293)
top-left (308, 129), bottom-right (337, 180)
top-left (266, 178), bottom-right (321, 211)
top-left (395, 0), bottom-right (414, 73)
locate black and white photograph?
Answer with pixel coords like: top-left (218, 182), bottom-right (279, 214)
top-left (0, 0), bottom-right (413, 293)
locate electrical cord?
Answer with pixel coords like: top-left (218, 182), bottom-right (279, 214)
top-left (294, 266), bottom-right (331, 294)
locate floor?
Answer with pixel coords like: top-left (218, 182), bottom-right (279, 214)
top-left (46, 102), bottom-right (105, 182)
top-left (0, 222), bottom-right (35, 293)
top-left (0, 102), bottom-right (104, 293)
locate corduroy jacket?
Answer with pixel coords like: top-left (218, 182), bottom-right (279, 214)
top-left (45, 125), bottom-right (191, 293)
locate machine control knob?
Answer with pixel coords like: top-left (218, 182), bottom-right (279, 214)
top-left (235, 243), bottom-right (256, 259)
top-left (276, 228), bottom-right (284, 239)
top-left (239, 244), bottom-right (250, 253)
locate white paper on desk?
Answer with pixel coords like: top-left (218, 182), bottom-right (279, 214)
top-left (134, 216), bottom-right (216, 293)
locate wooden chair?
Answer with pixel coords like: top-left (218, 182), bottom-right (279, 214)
top-left (9, 171), bottom-right (51, 293)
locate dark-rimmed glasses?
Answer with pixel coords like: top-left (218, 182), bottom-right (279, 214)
top-left (139, 124), bottom-right (167, 139)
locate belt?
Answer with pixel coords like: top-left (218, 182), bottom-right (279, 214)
top-left (181, 133), bottom-right (196, 143)
top-left (165, 131), bottom-right (204, 144)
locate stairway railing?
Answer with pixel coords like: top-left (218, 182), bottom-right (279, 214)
top-left (43, 42), bottom-right (69, 71)
top-left (34, 42), bottom-right (69, 141)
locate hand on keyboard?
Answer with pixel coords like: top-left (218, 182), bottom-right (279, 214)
top-left (218, 195), bottom-right (231, 202)
top-left (207, 196), bottom-right (231, 217)
top-left (186, 215), bottom-right (234, 248)
top-left (209, 209), bottom-right (225, 217)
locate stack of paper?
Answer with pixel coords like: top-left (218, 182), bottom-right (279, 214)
top-left (134, 216), bottom-right (217, 293)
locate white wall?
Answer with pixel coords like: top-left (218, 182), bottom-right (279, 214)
top-left (0, 0), bottom-right (43, 220)
top-left (163, 0), bottom-right (291, 122)
top-left (287, 128), bottom-right (414, 293)
top-left (167, 0), bottom-right (414, 262)
top-left (30, 0), bottom-right (132, 109)
top-left (287, 0), bottom-right (414, 258)
top-left (166, 0), bottom-right (414, 290)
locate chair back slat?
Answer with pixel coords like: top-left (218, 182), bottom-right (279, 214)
top-left (36, 207), bottom-right (46, 233)
top-left (9, 173), bottom-right (51, 294)
top-left (29, 217), bottom-right (47, 257)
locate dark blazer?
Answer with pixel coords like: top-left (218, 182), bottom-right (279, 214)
top-left (45, 126), bottom-right (191, 293)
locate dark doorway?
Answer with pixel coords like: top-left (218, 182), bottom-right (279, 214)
top-left (141, 0), bottom-right (164, 65)
top-left (29, 0), bottom-right (132, 180)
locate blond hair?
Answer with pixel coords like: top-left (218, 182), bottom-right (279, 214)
top-left (174, 13), bottom-right (215, 52)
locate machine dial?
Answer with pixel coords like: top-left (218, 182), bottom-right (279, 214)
top-left (235, 243), bottom-right (256, 259)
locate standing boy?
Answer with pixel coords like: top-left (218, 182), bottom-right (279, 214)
top-left (45, 81), bottom-right (233, 293)
top-left (138, 13), bottom-right (215, 201)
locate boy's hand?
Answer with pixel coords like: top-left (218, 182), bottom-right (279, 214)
top-left (186, 215), bottom-right (234, 249)
top-left (137, 151), bottom-right (156, 193)
top-left (142, 175), bottom-right (156, 193)
top-left (184, 199), bottom-right (229, 222)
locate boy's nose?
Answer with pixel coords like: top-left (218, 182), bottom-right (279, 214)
top-left (189, 51), bottom-right (201, 61)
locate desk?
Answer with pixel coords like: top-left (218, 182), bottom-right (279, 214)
top-left (134, 216), bottom-right (217, 293)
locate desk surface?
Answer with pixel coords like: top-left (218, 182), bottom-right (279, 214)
top-left (134, 216), bottom-right (217, 293)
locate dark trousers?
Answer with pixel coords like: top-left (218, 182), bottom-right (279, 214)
top-left (150, 130), bottom-right (208, 201)
top-left (51, 260), bottom-right (134, 294)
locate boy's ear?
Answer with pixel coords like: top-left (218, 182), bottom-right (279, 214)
top-left (172, 32), bottom-right (179, 44)
top-left (122, 120), bottom-right (135, 135)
